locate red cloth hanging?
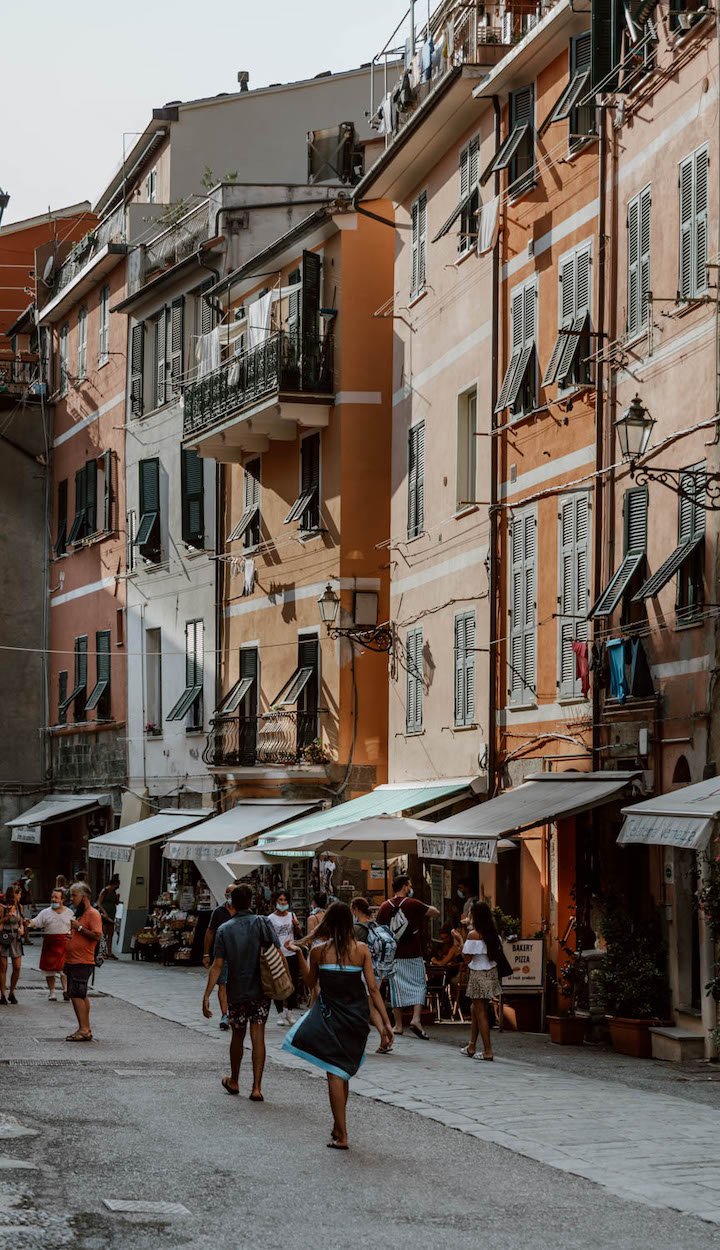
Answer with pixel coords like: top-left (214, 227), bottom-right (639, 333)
top-left (571, 640), bottom-right (590, 696)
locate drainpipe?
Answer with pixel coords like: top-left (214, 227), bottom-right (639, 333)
top-left (592, 100), bottom-right (609, 772)
top-left (488, 94), bottom-right (502, 799)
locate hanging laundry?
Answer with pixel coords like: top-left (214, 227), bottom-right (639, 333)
top-left (398, 70), bottom-right (415, 111)
top-left (195, 326), bottom-right (220, 378)
top-left (571, 640), bottom-right (590, 697)
top-left (242, 557), bottom-right (255, 597)
top-left (229, 556), bottom-right (243, 579)
top-left (629, 637), bottom-right (654, 697)
top-left (478, 195), bottom-right (500, 254)
top-left (607, 638), bottom-right (627, 703)
top-left (589, 641), bottom-right (608, 689)
top-left (410, 51), bottom-right (421, 87)
top-left (420, 36), bottom-right (434, 82)
top-left (247, 292), bottom-right (273, 349)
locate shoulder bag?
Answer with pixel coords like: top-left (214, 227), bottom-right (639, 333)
top-left (258, 919), bottom-right (293, 1000)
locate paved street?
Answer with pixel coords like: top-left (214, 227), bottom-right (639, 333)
top-left (0, 955), bottom-right (718, 1248)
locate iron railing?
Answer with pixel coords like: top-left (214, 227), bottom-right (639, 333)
top-left (0, 359), bottom-right (42, 390)
top-left (183, 330), bottom-right (334, 441)
top-left (203, 710), bottom-right (325, 769)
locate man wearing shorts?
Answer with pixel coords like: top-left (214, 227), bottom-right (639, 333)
top-left (64, 882), bottom-right (102, 1042)
top-left (203, 880), bottom-right (241, 1031)
top-left (202, 884), bottom-right (284, 1101)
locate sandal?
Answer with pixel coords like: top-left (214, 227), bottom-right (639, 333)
top-left (410, 1024), bottom-right (429, 1040)
top-left (248, 1092), bottom-right (264, 1102)
top-left (327, 1140), bottom-right (349, 1150)
top-left (475, 1052), bottom-right (494, 1061)
top-left (460, 1045), bottom-right (476, 1057)
top-left (376, 1043), bottom-right (393, 1054)
top-left (66, 1031), bottom-right (92, 1042)
top-left (221, 1077), bottom-right (239, 1095)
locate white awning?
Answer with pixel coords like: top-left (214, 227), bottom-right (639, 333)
top-left (8, 793), bottom-right (111, 844)
top-left (88, 810), bottom-right (210, 862)
top-left (263, 815), bottom-right (435, 859)
top-left (163, 800), bottom-right (320, 861)
top-left (429, 772), bottom-right (642, 841)
top-left (618, 777), bottom-right (720, 851)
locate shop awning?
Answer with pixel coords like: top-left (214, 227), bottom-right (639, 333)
top-left (618, 777), bottom-right (720, 851)
top-left (257, 779), bottom-right (477, 849)
top-left (426, 772), bottom-right (642, 842)
top-left (163, 800), bottom-right (320, 861)
top-left (88, 810), bottom-right (210, 862)
top-left (262, 815), bottom-right (436, 860)
top-left (8, 793), bottom-right (112, 844)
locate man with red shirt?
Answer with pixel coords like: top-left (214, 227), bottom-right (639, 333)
top-left (377, 874), bottom-right (439, 1040)
top-left (64, 882), bottom-right (102, 1042)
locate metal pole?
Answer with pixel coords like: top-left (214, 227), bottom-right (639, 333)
top-left (383, 840), bottom-right (389, 899)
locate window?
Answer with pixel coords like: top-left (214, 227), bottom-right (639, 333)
top-left (454, 611), bottom-right (476, 727)
top-left (543, 244), bottom-right (592, 389)
top-left (181, 448), bottom-right (204, 548)
top-left (151, 299), bottom-right (184, 408)
top-left (145, 628), bottom-right (162, 731)
top-left (271, 635), bottom-right (319, 751)
top-left (98, 450), bottom-right (113, 533)
top-left (146, 168), bottom-right (157, 203)
top-left (509, 509), bottom-right (536, 705)
top-left (98, 285), bottom-right (110, 364)
top-left (76, 306), bottom-right (87, 379)
top-left (590, 0), bottom-right (622, 92)
top-left (285, 433), bottom-right (320, 532)
top-left (67, 461), bottom-right (97, 544)
top-left (130, 321), bottom-right (144, 417)
top-left (410, 191), bottom-right (427, 295)
top-left (456, 390), bottom-right (477, 510)
top-left (624, 16), bottom-right (657, 78)
top-left (547, 34), bottom-right (592, 140)
top-left (558, 494), bottom-right (590, 699)
top-left (55, 479), bottom-right (68, 557)
top-left (216, 647), bottom-right (258, 716)
top-left (167, 620), bottom-right (203, 728)
top-left (633, 468), bottom-right (705, 617)
top-left (482, 86), bottom-right (535, 196)
top-left (670, 0), bottom-right (707, 34)
top-left (627, 187), bottom-right (651, 337)
top-left (496, 279), bottom-right (537, 416)
top-left (433, 139), bottom-right (481, 252)
top-left (228, 457), bottom-right (261, 546)
top-left (58, 323), bottom-right (69, 395)
top-left (407, 421), bottom-right (425, 539)
top-left (135, 458), bottom-right (161, 562)
top-left (86, 630), bottom-right (111, 719)
top-left (59, 636), bottom-right (88, 722)
top-left (679, 146), bottom-right (708, 302)
top-left (58, 671), bottom-right (68, 726)
top-left (405, 627), bottom-right (424, 733)
top-left (590, 487), bottom-right (648, 616)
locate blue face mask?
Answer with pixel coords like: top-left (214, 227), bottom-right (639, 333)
top-left (407, 889), bottom-right (414, 898)
top-left (51, 901), bottom-right (61, 910)
top-left (276, 902), bottom-right (289, 913)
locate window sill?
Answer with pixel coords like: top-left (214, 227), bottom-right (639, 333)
top-left (621, 326), bottom-right (649, 352)
top-left (454, 248), bottom-right (476, 269)
top-left (48, 719), bottom-right (124, 737)
top-left (408, 288), bottom-right (428, 309)
top-left (183, 544), bottom-right (213, 560)
top-left (505, 702), bottom-right (537, 714)
top-left (138, 398), bottom-right (180, 421)
top-left (97, 357), bottom-right (110, 370)
top-left (666, 296), bottom-right (712, 320)
top-left (140, 559), bottom-right (168, 574)
top-left (556, 695), bottom-right (591, 707)
top-left (404, 728), bottom-right (425, 738)
top-left (405, 530), bottom-right (426, 544)
top-left (452, 722), bottom-right (479, 732)
top-left (508, 180), bottom-right (537, 206)
top-left (674, 614), bottom-right (705, 631)
top-left (453, 505), bottom-right (479, 520)
top-left (185, 727), bottom-right (206, 737)
top-left (565, 136), bottom-right (598, 161)
top-left (670, 13), bottom-right (713, 47)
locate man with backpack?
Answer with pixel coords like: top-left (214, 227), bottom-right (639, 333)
top-left (377, 875), bottom-right (439, 1040)
top-left (351, 896), bottom-right (397, 1055)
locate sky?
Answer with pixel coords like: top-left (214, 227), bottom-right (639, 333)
top-left (0, 0), bottom-right (411, 225)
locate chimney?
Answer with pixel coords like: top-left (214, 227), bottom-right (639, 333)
top-left (237, 71), bottom-right (249, 92)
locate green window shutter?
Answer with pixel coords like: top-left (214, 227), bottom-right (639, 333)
top-left (522, 511), bottom-right (536, 698)
top-left (679, 155), bottom-right (694, 301)
top-left (96, 631), bottom-right (111, 683)
top-left (85, 629), bottom-right (112, 718)
top-left (102, 450), bottom-right (113, 532)
top-left (454, 611), bottom-right (476, 726)
top-left (299, 433), bottom-right (321, 531)
top-left (694, 147), bottom-right (708, 297)
top-left (509, 517), bottom-right (524, 702)
top-left (407, 422), bottom-right (425, 538)
top-left (411, 198), bottom-right (419, 293)
top-left (509, 509), bottom-right (536, 703)
top-left (301, 251), bottom-right (322, 389)
top-left (181, 448), bottom-right (205, 547)
top-left (591, 0), bottom-right (622, 90)
top-left (406, 628), bottom-right (423, 732)
top-left (417, 192), bottom-right (427, 290)
top-left (169, 298), bottom-right (184, 396)
top-left (454, 615), bottom-right (465, 726)
top-left (130, 322), bottom-right (144, 416)
top-left (624, 486), bottom-right (648, 554)
top-left (58, 671), bottom-right (68, 726)
top-left (200, 293), bottom-right (214, 338)
top-left (77, 307), bottom-right (87, 379)
top-left (84, 459), bottom-right (97, 534)
top-left (55, 479), bottom-right (68, 556)
top-left (137, 458), bottom-right (161, 561)
top-left (74, 636), bottom-right (88, 721)
top-left (240, 646), bottom-right (259, 718)
top-left (68, 467), bottom-right (87, 543)
top-left (154, 311), bottom-right (166, 407)
top-left (460, 145), bottom-right (470, 198)
top-left (558, 495), bottom-right (590, 697)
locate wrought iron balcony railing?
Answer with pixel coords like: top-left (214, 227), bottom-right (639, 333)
top-left (183, 330), bottom-right (334, 441)
top-left (0, 359), bottom-right (42, 391)
top-left (203, 710), bottom-right (327, 769)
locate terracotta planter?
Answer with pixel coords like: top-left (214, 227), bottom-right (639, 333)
top-left (608, 1016), bottom-right (659, 1058)
top-left (547, 1015), bottom-right (586, 1046)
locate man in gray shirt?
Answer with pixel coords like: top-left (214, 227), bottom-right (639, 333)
top-left (202, 884), bottom-right (283, 1101)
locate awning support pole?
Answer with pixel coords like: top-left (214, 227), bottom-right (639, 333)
top-left (383, 840), bottom-right (389, 900)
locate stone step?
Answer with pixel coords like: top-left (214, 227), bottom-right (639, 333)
top-left (649, 1026), bottom-right (706, 1062)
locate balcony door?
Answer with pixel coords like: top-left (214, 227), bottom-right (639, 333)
top-left (296, 634), bottom-right (319, 751)
top-left (238, 647), bottom-right (259, 766)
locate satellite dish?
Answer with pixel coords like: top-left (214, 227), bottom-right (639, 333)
top-left (42, 255), bottom-right (56, 285)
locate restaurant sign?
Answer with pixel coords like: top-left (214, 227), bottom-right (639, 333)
top-left (501, 939), bottom-right (544, 990)
top-left (416, 835), bottom-right (498, 863)
top-left (11, 825), bottom-right (42, 845)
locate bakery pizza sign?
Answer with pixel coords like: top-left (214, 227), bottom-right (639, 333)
top-left (501, 939), bottom-right (544, 989)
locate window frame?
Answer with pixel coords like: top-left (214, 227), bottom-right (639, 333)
top-left (85, 629), bottom-right (111, 719)
top-left (180, 448), bottom-right (205, 549)
top-left (76, 306), bottom-right (88, 380)
top-left (557, 493), bottom-right (590, 700)
top-left (543, 240), bottom-right (593, 390)
top-left (454, 610), bottom-right (476, 727)
top-left (135, 457), bottom-right (161, 563)
top-left (227, 457), bottom-right (262, 548)
top-left (568, 33), bottom-right (595, 151)
top-left (407, 420), bottom-right (425, 539)
top-left (508, 506), bottom-right (537, 707)
top-left (98, 284), bottom-right (110, 365)
top-left (410, 190), bottom-right (428, 297)
top-left (678, 144), bottom-right (709, 303)
top-left (284, 432), bottom-right (321, 533)
top-left (496, 277), bottom-right (537, 417)
top-left (405, 627), bottom-right (424, 733)
top-left (456, 388), bottom-right (478, 511)
top-left (590, 487), bottom-right (648, 617)
top-left (626, 185), bottom-right (651, 338)
top-left (166, 620), bottom-right (204, 728)
top-left (58, 323), bottom-right (69, 395)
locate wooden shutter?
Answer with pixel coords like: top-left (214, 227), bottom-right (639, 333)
top-left (694, 147), bottom-right (708, 297)
top-left (509, 509), bottom-right (536, 704)
top-left (130, 322), bottom-right (144, 416)
top-left (558, 495), bottom-right (589, 698)
top-left (468, 137), bottom-right (480, 188)
top-left (406, 628), bottom-right (423, 731)
top-left (244, 458), bottom-right (261, 509)
top-left (96, 630), bottom-right (111, 684)
top-left (639, 188), bottom-right (651, 327)
top-left (411, 198), bottom-right (420, 293)
top-left (301, 250), bottom-right (322, 389)
top-left (679, 155), bottom-right (694, 301)
top-left (624, 487), bottom-right (648, 554)
top-left (460, 145), bottom-right (470, 198)
top-left (240, 647), bottom-right (259, 718)
top-left (75, 635), bottom-right (88, 699)
top-left (181, 448), bottom-right (204, 547)
top-left (74, 466), bottom-right (86, 537)
top-left (77, 308), bottom-right (87, 378)
top-left (84, 461), bottom-right (97, 535)
top-left (58, 671), bottom-right (68, 725)
top-left (560, 255), bottom-right (576, 325)
top-left (56, 479), bottom-right (68, 554)
top-left (154, 311), bottom-right (166, 407)
top-left (297, 634), bottom-right (319, 722)
top-left (627, 196), bottom-right (640, 335)
top-left (591, 0), bottom-right (621, 90)
top-left (575, 247), bottom-right (591, 315)
top-left (200, 294), bottom-right (214, 337)
top-left (407, 422), bottom-right (425, 538)
top-left (169, 298), bottom-right (184, 396)
top-left (522, 511), bottom-right (536, 697)
top-left (139, 457), bottom-right (159, 516)
top-left (454, 612), bottom-right (476, 726)
top-left (509, 517), bottom-right (524, 702)
top-left (102, 450), bottom-right (113, 532)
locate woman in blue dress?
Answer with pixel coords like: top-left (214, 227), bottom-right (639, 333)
top-left (284, 902), bottom-right (393, 1150)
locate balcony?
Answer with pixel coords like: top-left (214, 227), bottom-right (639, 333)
top-left (183, 330), bottom-right (334, 461)
top-left (0, 358), bottom-right (43, 399)
top-left (203, 710), bottom-right (328, 770)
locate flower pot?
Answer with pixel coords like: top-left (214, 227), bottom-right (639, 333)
top-left (547, 1015), bottom-right (586, 1046)
top-left (608, 1016), bottom-right (659, 1058)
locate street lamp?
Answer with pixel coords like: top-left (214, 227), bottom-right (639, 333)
top-left (0, 191), bottom-right (9, 226)
top-left (615, 393), bottom-right (655, 464)
top-left (316, 584), bottom-right (393, 653)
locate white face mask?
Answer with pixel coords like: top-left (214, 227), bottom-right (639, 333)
top-left (276, 902), bottom-right (289, 913)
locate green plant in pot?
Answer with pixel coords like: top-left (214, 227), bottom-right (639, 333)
top-left (597, 892), bottom-right (671, 1058)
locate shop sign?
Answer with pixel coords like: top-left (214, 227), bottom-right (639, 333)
top-left (11, 825), bottom-right (41, 845)
top-left (501, 939), bottom-right (544, 989)
top-left (416, 835), bottom-right (498, 863)
top-left (618, 813), bottom-right (713, 852)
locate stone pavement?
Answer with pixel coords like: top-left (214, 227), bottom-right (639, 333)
top-left (21, 947), bottom-right (720, 1227)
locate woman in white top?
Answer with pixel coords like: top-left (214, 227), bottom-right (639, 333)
top-left (28, 888), bottom-right (72, 1001)
top-left (460, 902), bottom-right (501, 1061)
top-left (265, 891), bottom-right (301, 1027)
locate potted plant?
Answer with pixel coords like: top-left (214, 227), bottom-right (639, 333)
top-left (597, 893), bottom-right (671, 1058)
top-left (547, 945), bottom-right (587, 1045)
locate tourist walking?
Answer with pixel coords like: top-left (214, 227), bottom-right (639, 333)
top-left (203, 881), bottom-right (241, 1031)
top-left (64, 882), bottom-right (102, 1042)
top-left (202, 884), bottom-right (283, 1101)
top-left (28, 888), bottom-right (72, 1000)
top-left (19, 868), bottom-right (34, 929)
top-left (306, 891), bottom-right (327, 938)
top-left (285, 902), bottom-right (393, 1150)
top-left (266, 890), bottom-right (301, 1025)
top-left (377, 874), bottom-right (439, 1039)
top-left (96, 875), bottom-right (120, 959)
top-left (460, 902), bottom-right (507, 1061)
top-left (0, 884), bottom-right (26, 1005)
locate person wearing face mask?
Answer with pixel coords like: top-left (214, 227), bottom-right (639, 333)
top-left (266, 891), bottom-right (301, 1026)
top-left (204, 880), bottom-right (242, 1031)
top-left (377, 875), bottom-right (439, 1040)
top-left (28, 888), bottom-right (72, 1001)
